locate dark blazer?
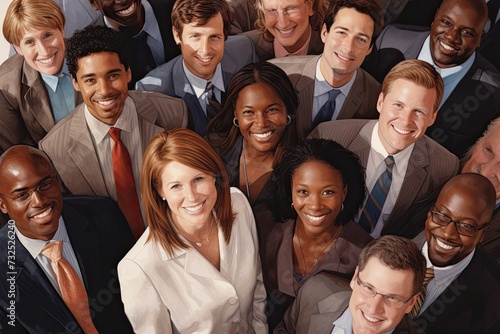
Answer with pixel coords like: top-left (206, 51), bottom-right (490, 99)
top-left (376, 24), bottom-right (500, 158)
top-left (242, 27), bottom-right (324, 61)
top-left (481, 206), bottom-right (500, 264)
top-left (309, 119), bottom-right (460, 237)
top-left (136, 35), bottom-right (258, 136)
top-left (148, 0), bottom-right (180, 63)
top-left (0, 54), bottom-right (82, 155)
top-left (38, 91), bottom-right (187, 198)
top-left (413, 235), bottom-right (500, 333)
top-left (269, 55), bottom-right (380, 139)
top-left (0, 196), bottom-right (135, 333)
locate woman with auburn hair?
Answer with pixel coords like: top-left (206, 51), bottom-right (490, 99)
top-left (258, 139), bottom-right (373, 329)
top-left (207, 61), bottom-right (302, 208)
top-left (118, 128), bottom-right (267, 333)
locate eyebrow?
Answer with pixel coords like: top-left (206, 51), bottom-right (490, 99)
top-left (10, 175), bottom-right (52, 195)
top-left (79, 68), bottom-right (122, 80)
top-left (334, 26), bottom-right (371, 40)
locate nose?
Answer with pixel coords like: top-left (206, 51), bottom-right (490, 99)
top-left (253, 112), bottom-right (268, 127)
top-left (307, 193), bottom-right (321, 210)
top-left (365, 294), bottom-right (385, 314)
top-left (96, 79), bottom-right (112, 96)
top-left (341, 36), bottom-right (355, 54)
top-left (440, 219), bottom-right (460, 239)
top-left (37, 41), bottom-right (50, 56)
top-left (199, 37), bottom-right (210, 55)
top-left (479, 161), bottom-right (497, 178)
top-left (185, 184), bottom-right (198, 202)
top-left (444, 28), bottom-right (461, 45)
top-left (276, 12), bottom-right (290, 26)
top-left (30, 190), bottom-right (47, 207)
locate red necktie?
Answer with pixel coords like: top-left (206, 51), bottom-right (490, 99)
top-left (42, 241), bottom-right (99, 333)
top-left (109, 127), bottom-right (145, 239)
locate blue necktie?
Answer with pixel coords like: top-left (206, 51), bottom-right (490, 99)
top-left (311, 89), bottom-right (341, 130)
top-left (358, 156), bottom-right (395, 233)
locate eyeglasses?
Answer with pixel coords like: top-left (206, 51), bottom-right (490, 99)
top-left (356, 276), bottom-right (413, 308)
top-left (430, 207), bottom-right (487, 237)
top-left (263, 1), bottom-right (308, 19)
top-left (0, 178), bottom-right (55, 202)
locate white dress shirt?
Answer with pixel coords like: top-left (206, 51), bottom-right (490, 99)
top-left (183, 62), bottom-right (225, 115)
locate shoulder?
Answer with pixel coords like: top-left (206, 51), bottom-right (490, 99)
top-left (136, 56), bottom-right (181, 91)
top-left (469, 54), bottom-right (500, 87)
top-left (0, 54), bottom-right (24, 77)
top-left (418, 136), bottom-right (459, 172)
top-left (269, 55), bottom-right (318, 68)
top-left (129, 90), bottom-right (184, 108)
top-left (39, 105), bottom-right (83, 146)
top-left (309, 119), bottom-right (372, 139)
top-left (340, 220), bottom-right (373, 249)
top-left (230, 187), bottom-right (253, 218)
top-left (62, 195), bottom-right (125, 224)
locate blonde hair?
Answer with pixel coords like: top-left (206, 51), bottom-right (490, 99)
top-left (3, 0), bottom-right (65, 47)
top-left (141, 129), bottom-right (235, 256)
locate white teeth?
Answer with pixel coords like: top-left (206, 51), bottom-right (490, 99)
top-left (305, 214), bottom-right (326, 222)
top-left (436, 238), bottom-right (455, 250)
top-left (279, 28), bottom-right (294, 35)
top-left (184, 203), bottom-right (203, 213)
top-left (393, 126), bottom-right (411, 135)
top-left (337, 54), bottom-right (351, 61)
top-left (118, 2), bottom-right (135, 15)
top-left (33, 207), bottom-right (52, 219)
top-left (440, 41), bottom-right (454, 51)
top-left (97, 99), bottom-right (116, 106)
top-left (37, 54), bottom-right (55, 64)
top-left (363, 312), bottom-right (381, 323)
top-left (252, 131), bottom-right (272, 139)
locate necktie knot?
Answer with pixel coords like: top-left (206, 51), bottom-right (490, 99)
top-left (327, 88), bottom-right (341, 101)
top-left (385, 155), bottom-right (395, 173)
top-left (42, 240), bottom-right (63, 262)
top-left (109, 127), bottom-right (121, 143)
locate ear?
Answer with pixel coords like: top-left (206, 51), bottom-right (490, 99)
top-left (72, 77), bottom-right (81, 92)
top-left (0, 198), bottom-right (8, 214)
top-left (376, 92), bottom-right (384, 114)
top-left (350, 266), bottom-right (359, 290)
top-left (126, 67), bottom-right (132, 84)
top-left (173, 27), bottom-right (182, 45)
top-left (404, 293), bottom-right (419, 313)
top-left (428, 109), bottom-right (438, 126)
top-left (320, 23), bottom-right (328, 44)
top-left (89, 0), bottom-right (100, 11)
top-left (13, 44), bottom-right (23, 56)
top-left (306, 0), bottom-right (314, 16)
top-left (366, 44), bottom-right (373, 56)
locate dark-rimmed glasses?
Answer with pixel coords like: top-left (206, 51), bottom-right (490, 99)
top-left (430, 207), bottom-right (487, 237)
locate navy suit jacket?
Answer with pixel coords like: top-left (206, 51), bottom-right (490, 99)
top-left (0, 196), bottom-right (135, 333)
top-left (136, 35), bottom-right (258, 135)
top-left (376, 24), bottom-right (500, 158)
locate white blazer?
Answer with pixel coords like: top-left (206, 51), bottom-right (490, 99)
top-left (118, 188), bottom-right (268, 333)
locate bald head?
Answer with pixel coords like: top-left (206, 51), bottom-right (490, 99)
top-left (0, 146), bottom-right (54, 174)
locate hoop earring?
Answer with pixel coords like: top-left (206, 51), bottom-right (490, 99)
top-left (233, 117), bottom-right (239, 127)
top-left (341, 203), bottom-right (344, 211)
top-left (291, 202), bottom-right (294, 208)
top-left (286, 115), bottom-right (291, 125)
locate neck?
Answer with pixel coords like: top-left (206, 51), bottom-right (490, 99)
top-left (295, 219), bottom-right (342, 243)
top-left (320, 56), bottom-right (355, 88)
top-left (243, 140), bottom-right (275, 163)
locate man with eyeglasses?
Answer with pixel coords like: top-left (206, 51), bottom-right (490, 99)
top-left (275, 235), bottom-right (426, 333)
top-left (0, 145), bottom-right (135, 333)
top-left (412, 173), bottom-right (500, 333)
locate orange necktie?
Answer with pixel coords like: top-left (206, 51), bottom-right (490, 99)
top-left (42, 241), bottom-right (98, 333)
top-left (109, 127), bottom-right (145, 239)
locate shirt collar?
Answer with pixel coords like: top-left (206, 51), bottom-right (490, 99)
top-left (40, 60), bottom-right (70, 92)
top-left (371, 122), bottom-right (414, 173)
top-left (422, 241), bottom-right (475, 284)
top-left (183, 62), bottom-right (225, 98)
top-left (84, 96), bottom-right (136, 144)
top-left (314, 56), bottom-right (357, 98)
top-left (15, 215), bottom-right (70, 260)
top-left (273, 26), bottom-right (311, 57)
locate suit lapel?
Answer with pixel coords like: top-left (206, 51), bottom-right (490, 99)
top-left (338, 69), bottom-right (364, 119)
top-left (295, 56), bottom-right (320, 135)
top-left (347, 121), bottom-right (374, 167)
top-left (308, 292), bottom-right (350, 334)
top-left (67, 106), bottom-right (108, 196)
top-left (135, 98), bottom-right (165, 150)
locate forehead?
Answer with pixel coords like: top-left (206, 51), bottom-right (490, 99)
top-left (0, 153), bottom-right (54, 192)
top-left (180, 13), bottom-right (224, 33)
top-left (435, 185), bottom-right (490, 223)
top-left (359, 257), bottom-right (414, 296)
top-left (76, 51), bottom-right (123, 74)
top-left (436, 0), bottom-right (486, 31)
top-left (262, 0), bottom-right (304, 7)
top-left (332, 7), bottom-right (375, 28)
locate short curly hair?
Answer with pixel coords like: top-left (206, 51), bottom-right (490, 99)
top-left (271, 138), bottom-right (366, 225)
top-left (66, 25), bottom-right (130, 80)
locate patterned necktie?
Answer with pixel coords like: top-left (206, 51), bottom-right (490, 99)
top-left (358, 155), bottom-right (395, 233)
top-left (206, 81), bottom-right (221, 120)
top-left (409, 267), bottom-right (435, 319)
top-left (109, 127), bottom-right (145, 240)
top-left (311, 89), bottom-right (341, 130)
top-left (41, 241), bottom-right (98, 334)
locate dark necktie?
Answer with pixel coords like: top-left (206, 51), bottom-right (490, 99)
top-left (128, 30), bottom-right (156, 88)
top-left (409, 267), bottom-right (435, 319)
top-left (109, 127), bottom-right (145, 240)
top-left (206, 81), bottom-right (221, 120)
top-left (42, 241), bottom-right (98, 333)
top-left (311, 89), bottom-right (341, 130)
top-left (358, 155), bottom-right (395, 233)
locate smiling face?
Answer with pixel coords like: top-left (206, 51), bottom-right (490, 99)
top-left (377, 79), bottom-right (437, 154)
top-left (173, 13), bottom-right (225, 80)
top-left (90, 0), bottom-right (144, 29)
top-left (0, 149), bottom-right (63, 241)
top-left (320, 7), bottom-right (374, 87)
top-left (158, 161), bottom-right (217, 231)
top-left (462, 125), bottom-right (500, 199)
top-left (261, 0), bottom-right (314, 53)
top-left (425, 185), bottom-right (490, 267)
top-left (292, 160), bottom-right (346, 234)
top-left (234, 81), bottom-right (288, 154)
top-left (429, 0), bottom-right (486, 68)
top-left (14, 27), bottom-right (65, 76)
top-left (349, 257), bottom-right (417, 334)
top-left (72, 51), bottom-right (131, 125)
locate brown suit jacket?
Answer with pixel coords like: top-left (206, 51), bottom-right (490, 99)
top-left (0, 54), bottom-right (82, 155)
top-left (38, 91), bottom-right (187, 197)
top-left (309, 120), bottom-right (460, 237)
top-left (269, 55), bottom-right (380, 139)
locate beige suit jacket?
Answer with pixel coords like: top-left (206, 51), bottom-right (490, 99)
top-left (269, 55), bottom-right (380, 139)
top-left (38, 91), bottom-right (187, 197)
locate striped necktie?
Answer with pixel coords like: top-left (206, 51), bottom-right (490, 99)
top-left (311, 89), bottom-right (341, 130)
top-left (358, 155), bottom-right (395, 233)
top-left (409, 267), bottom-right (435, 319)
top-left (206, 81), bottom-right (221, 120)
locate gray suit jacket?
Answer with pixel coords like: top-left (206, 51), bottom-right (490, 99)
top-left (0, 54), bottom-right (82, 155)
top-left (309, 119), bottom-right (460, 237)
top-left (270, 55), bottom-right (380, 139)
top-left (38, 91), bottom-right (187, 197)
top-left (376, 24), bottom-right (500, 158)
top-left (243, 27), bottom-right (324, 61)
top-left (136, 35), bottom-right (257, 135)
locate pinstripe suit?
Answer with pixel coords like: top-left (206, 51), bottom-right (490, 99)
top-left (38, 91), bottom-right (187, 199)
top-left (269, 55), bottom-right (380, 139)
top-left (309, 119), bottom-right (460, 238)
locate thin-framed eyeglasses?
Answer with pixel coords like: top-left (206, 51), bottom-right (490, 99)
top-left (0, 177), bottom-right (56, 202)
top-left (356, 276), bottom-right (414, 308)
top-left (430, 206), bottom-right (487, 237)
top-left (263, 1), bottom-right (308, 19)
